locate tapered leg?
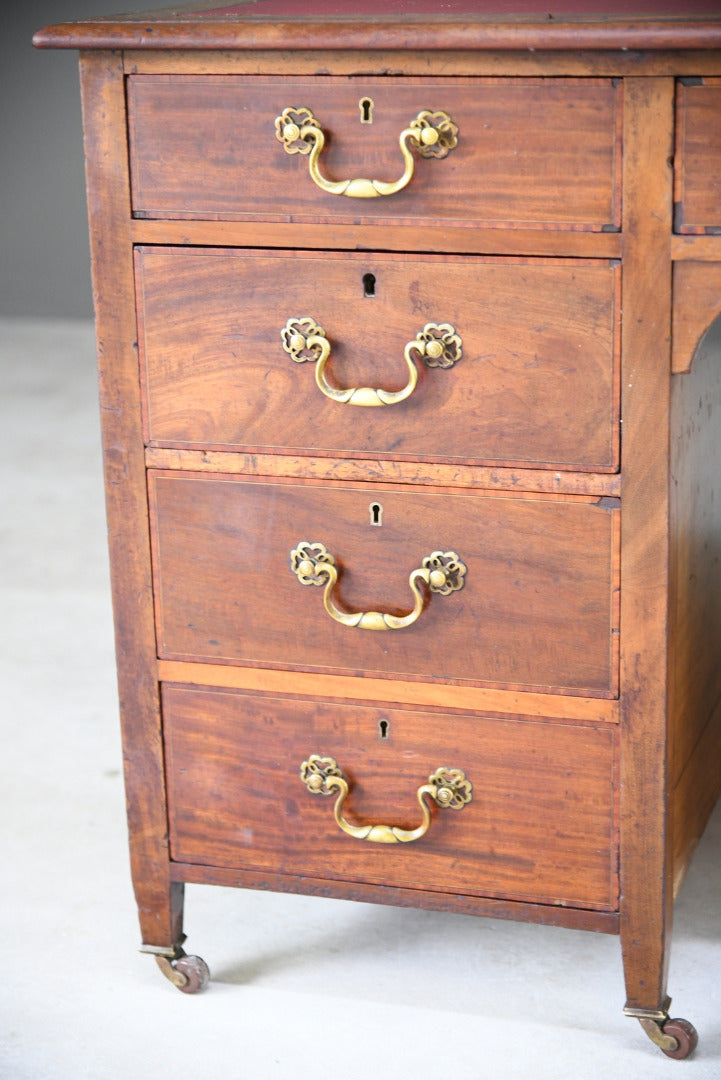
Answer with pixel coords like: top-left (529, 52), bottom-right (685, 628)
top-left (136, 878), bottom-right (186, 951)
top-left (619, 841), bottom-right (697, 1058)
top-left (618, 77), bottom-right (697, 1060)
top-left (137, 879), bottom-right (209, 995)
top-left (79, 52), bottom-right (208, 993)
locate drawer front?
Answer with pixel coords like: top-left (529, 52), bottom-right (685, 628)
top-left (128, 75), bottom-right (621, 230)
top-left (149, 473), bottom-right (620, 696)
top-left (675, 79), bottom-right (721, 233)
top-left (163, 686), bottom-right (618, 911)
top-left (136, 248), bottom-right (620, 472)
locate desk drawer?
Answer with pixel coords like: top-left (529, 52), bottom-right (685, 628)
top-left (128, 75), bottom-right (621, 230)
top-left (163, 685), bottom-right (618, 911)
top-left (675, 79), bottom-right (721, 233)
top-left (149, 472), bottom-right (620, 696)
top-left (136, 248), bottom-right (620, 472)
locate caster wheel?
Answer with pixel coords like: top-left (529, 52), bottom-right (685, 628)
top-left (174, 953), bottom-right (210, 995)
top-left (660, 1018), bottom-right (698, 1060)
top-left (153, 949), bottom-right (210, 993)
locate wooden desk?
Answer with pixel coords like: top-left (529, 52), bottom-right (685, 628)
top-left (35, 1), bottom-right (721, 1057)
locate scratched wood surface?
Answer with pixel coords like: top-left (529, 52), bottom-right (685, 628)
top-left (79, 51), bottom-right (186, 948)
top-left (617, 77), bottom-right (675, 1015)
top-left (136, 247), bottom-right (620, 470)
top-left (674, 79), bottom-right (721, 233)
top-left (162, 684), bottom-right (619, 910)
top-left (149, 471), bottom-right (620, 695)
top-left (32, 1), bottom-right (721, 53)
top-left (127, 74), bottom-right (622, 230)
top-left (669, 306), bottom-right (721, 892)
top-left (35, 4), bottom-right (721, 1039)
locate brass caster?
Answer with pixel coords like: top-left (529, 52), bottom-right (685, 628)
top-left (645, 1017), bottom-right (698, 1060)
top-left (142, 943), bottom-right (210, 994)
top-left (627, 1003), bottom-right (698, 1059)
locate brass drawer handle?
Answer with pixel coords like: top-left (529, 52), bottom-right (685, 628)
top-left (281, 318), bottom-right (462, 407)
top-left (300, 755), bottom-right (472, 844)
top-left (275, 106), bottom-right (458, 198)
top-left (290, 542), bottom-right (467, 631)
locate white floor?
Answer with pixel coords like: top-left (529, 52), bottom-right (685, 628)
top-left (2, 315), bottom-right (719, 1079)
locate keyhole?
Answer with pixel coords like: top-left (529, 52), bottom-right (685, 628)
top-left (378, 718), bottom-right (389, 739)
top-left (370, 502), bottom-right (383, 526)
top-left (363, 272), bottom-right (376, 298)
top-left (360, 97), bottom-right (374, 124)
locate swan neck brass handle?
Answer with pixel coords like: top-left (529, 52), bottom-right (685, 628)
top-left (281, 318), bottom-right (462, 407)
top-left (275, 106), bottom-right (458, 198)
top-left (290, 542), bottom-right (466, 631)
top-left (300, 755), bottom-right (472, 844)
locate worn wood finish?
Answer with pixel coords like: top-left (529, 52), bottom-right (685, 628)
top-left (127, 74), bottom-right (621, 230)
top-left (136, 248), bottom-right (620, 470)
top-left (618, 77), bottom-right (675, 1016)
top-left (674, 79), bottom-right (721, 233)
top-left (669, 311), bottom-right (721, 890)
top-left (672, 261), bottom-right (721, 374)
top-left (156, 659), bottom-right (620, 722)
top-left (162, 685), bottom-right (619, 909)
top-left (149, 471), bottom-right (620, 695)
top-left (35, 0), bottom-right (721, 1050)
top-left (170, 857), bottom-right (620, 933)
top-left (123, 46), bottom-right (721, 79)
top-left (672, 234), bottom-right (721, 262)
top-left (131, 218), bottom-right (624, 258)
top-left (145, 447), bottom-right (623, 496)
top-left (31, 1), bottom-right (721, 53)
top-left (671, 699), bottom-right (721, 896)
top-left (174, 859), bottom-right (621, 937)
top-left (78, 50), bottom-right (184, 950)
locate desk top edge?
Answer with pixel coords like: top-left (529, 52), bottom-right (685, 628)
top-left (33, 0), bottom-right (721, 52)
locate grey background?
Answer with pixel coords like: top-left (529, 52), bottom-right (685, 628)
top-left (2, 2), bottom-right (128, 318)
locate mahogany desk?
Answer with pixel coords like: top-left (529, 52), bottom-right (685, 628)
top-left (35, 0), bottom-right (721, 1057)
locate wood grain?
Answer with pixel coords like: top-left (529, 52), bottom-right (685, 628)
top-left (618, 76), bottom-right (675, 1016)
top-left (170, 858), bottom-right (620, 932)
top-left (162, 684), bottom-right (619, 910)
top-left (122, 47), bottom-right (721, 79)
top-left (145, 446), bottom-right (622, 496)
top-left (674, 79), bottom-right (721, 233)
top-left (52, 18), bottom-right (721, 1034)
top-left (672, 261), bottom-right (721, 373)
top-left (157, 659), bottom-right (621, 722)
top-left (149, 471), bottom-right (620, 696)
top-left (79, 50), bottom-right (184, 949)
top-left (672, 234), bottom-right (721, 262)
top-left (127, 74), bottom-right (621, 230)
top-left (32, 7), bottom-right (721, 54)
top-left (669, 307), bottom-right (721, 886)
top-left (136, 247), bottom-right (620, 471)
top-left (130, 217), bottom-right (624, 257)
top-left (671, 696), bottom-right (721, 896)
